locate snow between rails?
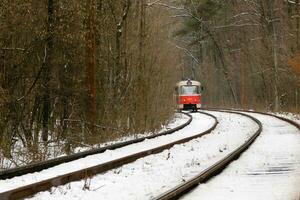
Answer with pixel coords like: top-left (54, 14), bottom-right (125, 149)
top-left (29, 111), bottom-right (258, 200)
top-left (182, 112), bottom-right (300, 200)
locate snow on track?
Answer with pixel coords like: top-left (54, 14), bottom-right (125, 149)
top-left (274, 112), bottom-right (300, 124)
top-left (181, 112), bottom-right (300, 200)
top-left (0, 112), bottom-right (205, 193)
top-left (28, 111), bottom-right (258, 200)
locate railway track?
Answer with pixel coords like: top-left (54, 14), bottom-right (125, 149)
top-left (153, 108), bottom-right (300, 200)
top-left (204, 107), bottom-right (300, 130)
top-left (0, 113), bottom-right (192, 180)
top-left (2, 109), bottom-right (297, 200)
top-left (0, 112), bottom-right (218, 200)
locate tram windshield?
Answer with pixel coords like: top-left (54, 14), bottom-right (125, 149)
top-left (180, 85), bottom-right (199, 95)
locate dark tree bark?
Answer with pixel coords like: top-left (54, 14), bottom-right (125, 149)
top-left (115, 0), bottom-right (130, 93)
top-left (85, 0), bottom-right (97, 127)
top-left (42, 0), bottom-right (54, 142)
top-left (139, 0), bottom-right (148, 127)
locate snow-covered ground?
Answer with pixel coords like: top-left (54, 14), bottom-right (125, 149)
top-left (181, 112), bottom-right (300, 200)
top-left (0, 113), bottom-right (189, 169)
top-left (22, 111), bottom-right (258, 200)
top-left (0, 112), bottom-right (213, 193)
top-left (74, 113), bottom-right (192, 153)
top-left (274, 112), bottom-right (300, 124)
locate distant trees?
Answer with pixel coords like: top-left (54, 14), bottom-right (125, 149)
top-left (173, 0), bottom-right (300, 111)
top-left (0, 0), bottom-right (182, 167)
top-left (3, 0), bottom-right (299, 168)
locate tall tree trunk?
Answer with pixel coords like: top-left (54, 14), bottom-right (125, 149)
top-left (296, 88), bottom-right (298, 110)
top-left (293, 0), bottom-right (300, 110)
top-left (272, 21), bottom-right (280, 111)
top-left (296, 0), bottom-right (300, 50)
top-left (209, 31), bottom-right (238, 106)
top-left (268, 0), bottom-right (280, 111)
top-left (139, 0), bottom-right (147, 127)
top-left (85, 0), bottom-right (97, 127)
top-left (115, 0), bottom-right (130, 97)
top-left (42, 0), bottom-right (54, 142)
top-left (139, 0), bottom-right (146, 71)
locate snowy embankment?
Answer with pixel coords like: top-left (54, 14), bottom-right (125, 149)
top-left (182, 112), bottom-right (300, 200)
top-left (74, 113), bottom-right (191, 153)
top-left (274, 112), bottom-right (300, 124)
top-left (0, 112), bottom-right (209, 193)
top-left (0, 113), bottom-right (189, 169)
top-left (25, 111), bottom-right (258, 200)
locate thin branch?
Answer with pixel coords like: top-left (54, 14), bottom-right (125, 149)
top-left (151, 2), bottom-right (185, 10)
top-left (2, 47), bottom-right (25, 51)
top-left (214, 23), bottom-right (261, 29)
top-left (17, 45), bottom-right (47, 101)
top-left (117, 0), bottom-right (130, 30)
top-left (146, 0), bottom-right (161, 6)
top-left (170, 42), bottom-right (200, 64)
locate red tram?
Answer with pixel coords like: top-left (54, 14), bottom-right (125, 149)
top-left (175, 80), bottom-right (202, 111)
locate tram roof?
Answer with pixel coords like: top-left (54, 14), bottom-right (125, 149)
top-left (176, 80), bottom-right (201, 87)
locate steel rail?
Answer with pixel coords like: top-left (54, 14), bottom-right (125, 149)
top-left (152, 110), bottom-right (263, 200)
top-left (203, 107), bottom-right (300, 130)
top-left (0, 112), bottom-right (218, 200)
top-left (0, 113), bottom-right (192, 180)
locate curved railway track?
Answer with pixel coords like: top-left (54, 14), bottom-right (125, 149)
top-left (0, 112), bottom-right (218, 200)
top-left (2, 109), bottom-right (298, 200)
top-left (153, 108), bottom-right (300, 200)
top-left (203, 107), bottom-right (300, 130)
top-left (0, 113), bottom-right (193, 180)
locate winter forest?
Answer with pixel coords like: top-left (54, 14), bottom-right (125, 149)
top-left (0, 0), bottom-right (300, 168)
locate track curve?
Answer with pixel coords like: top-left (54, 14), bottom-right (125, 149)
top-left (0, 112), bottom-right (218, 200)
top-left (152, 110), bottom-right (262, 200)
top-left (203, 107), bottom-right (300, 130)
top-left (0, 113), bottom-right (192, 180)
top-left (179, 109), bottom-right (300, 200)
